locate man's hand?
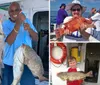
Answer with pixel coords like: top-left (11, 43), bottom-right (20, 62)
top-left (55, 29), bottom-right (61, 39)
top-left (80, 23), bottom-right (87, 31)
top-left (24, 23), bottom-right (30, 31)
top-left (16, 12), bottom-right (26, 25)
top-left (64, 29), bottom-right (72, 35)
top-left (80, 23), bottom-right (95, 32)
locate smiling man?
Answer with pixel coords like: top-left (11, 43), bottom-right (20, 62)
top-left (2, 2), bottom-right (38, 85)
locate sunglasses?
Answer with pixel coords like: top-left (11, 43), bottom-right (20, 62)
top-left (71, 8), bottom-right (81, 12)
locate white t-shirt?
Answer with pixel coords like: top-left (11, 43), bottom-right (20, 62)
top-left (91, 13), bottom-right (100, 31)
top-left (91, 13), bottom-right (100, 21)
top-left (86, 13), bottom-right (100, 41)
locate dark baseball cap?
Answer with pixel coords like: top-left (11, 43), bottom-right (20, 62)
top-left (60, 3), bottom-right (66, 8)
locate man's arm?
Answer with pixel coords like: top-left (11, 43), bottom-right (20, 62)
top-left (28, 28), bottom-right (38, 42)
top-left (5, 22), bottom-right (21, 45)
top-left (24, 23), bottom-right (38, 42)
top-left (80, 30), bottom-right (99, 41)
top-left (5, 13), bottom-right (26, 45)
top-left (80, 30), bottom-right (90, 40)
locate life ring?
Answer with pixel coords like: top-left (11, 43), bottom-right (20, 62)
top-left (50, 43), bottom-right (67, 64)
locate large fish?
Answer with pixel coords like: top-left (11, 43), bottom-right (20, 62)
top-left (55, 17), bottom-right (93, 39)
top-left (57, 71), bottom-right (92, 81)
top-left (11, 44), bottom-right (48, 85)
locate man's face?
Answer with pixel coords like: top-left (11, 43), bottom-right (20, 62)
top-left (71, 5), bottom-right (82, 17)
top-left (62, 6), bottom-right (66, 9)
top-left (9, 4), bottom-right (21, 21)
top-left (91, 9), bottom-right (96, 14)
top-left (69, 59), bottom-right (77, 68)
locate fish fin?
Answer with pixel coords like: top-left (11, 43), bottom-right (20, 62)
top-left (39, 76), bottom-right (48, 82)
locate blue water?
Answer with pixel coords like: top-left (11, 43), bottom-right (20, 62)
top-left (50, 11), bottom-right (90, 23)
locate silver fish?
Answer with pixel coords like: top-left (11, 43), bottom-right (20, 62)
top-left (57, 71), bottom-right (92, 81)
top-left (11, 44), bottom-right (48, 85)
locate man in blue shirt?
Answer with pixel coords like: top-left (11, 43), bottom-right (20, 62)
top-left (2, 2), bottom-right (38, 85)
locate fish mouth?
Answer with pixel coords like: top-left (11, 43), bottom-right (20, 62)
top-left (57, 72), bottom-right (63, 76)
top-left (57, 73), bottom-right (59, 76)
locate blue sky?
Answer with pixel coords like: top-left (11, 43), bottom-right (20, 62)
top-left (50, 0), bottom-right (100, 12)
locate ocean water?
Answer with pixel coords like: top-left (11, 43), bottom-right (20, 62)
top-left (50, 11), bottom-right (90, 23)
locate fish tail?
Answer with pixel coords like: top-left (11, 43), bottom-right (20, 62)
top-left (86, 71), bottom-right (93, 77)
top-left (39, 76), bottom-right (48, 82)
